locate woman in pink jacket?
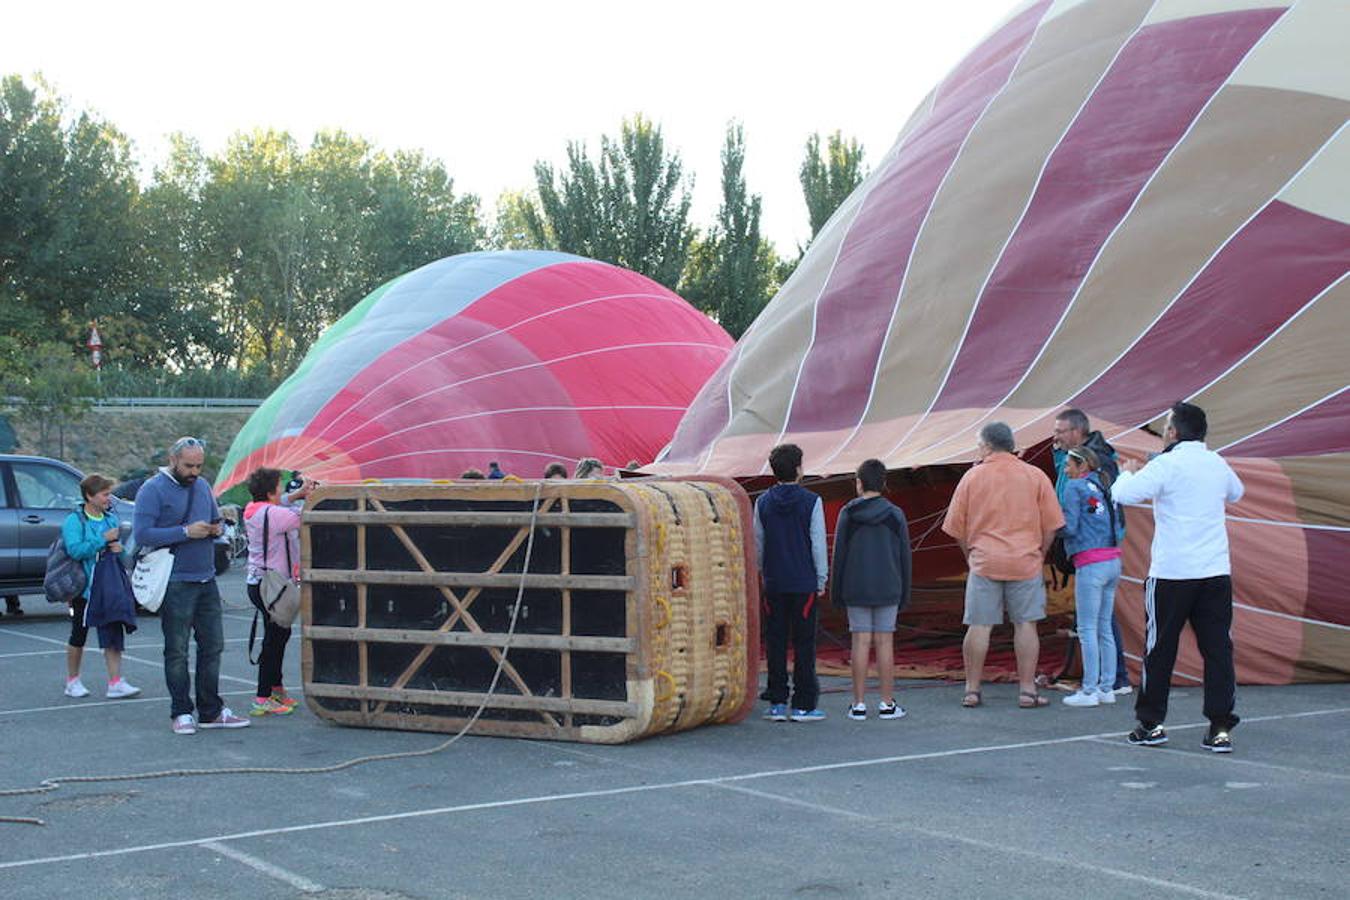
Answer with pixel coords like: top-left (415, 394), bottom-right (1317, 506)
top-left (243, 468), bottom-right (314, 716)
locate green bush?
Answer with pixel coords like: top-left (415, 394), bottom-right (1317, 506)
top-left (97, 365), bottom-right (280, 398)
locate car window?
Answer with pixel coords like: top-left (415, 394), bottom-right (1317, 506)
top-left (12, 462), bottom-right (82, 510)
top-left (0, 469), bottom-right (9, 506)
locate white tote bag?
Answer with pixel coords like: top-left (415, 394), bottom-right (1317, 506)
top-left (131, 548), bottom-right (174, 612)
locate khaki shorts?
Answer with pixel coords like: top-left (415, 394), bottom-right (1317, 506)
top-left (963, 573), bottom-right (1046, 626)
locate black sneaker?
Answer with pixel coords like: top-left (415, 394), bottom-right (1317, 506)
top-left (1126, 722), bottom-right (1168, 746)
top-left (1202, 726), bottom-right (1233, 753)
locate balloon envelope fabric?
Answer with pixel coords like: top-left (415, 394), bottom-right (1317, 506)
top-left (217, 250), bottom-right (733, 491)
top-left (655, 0), bottom-right (1349, 684)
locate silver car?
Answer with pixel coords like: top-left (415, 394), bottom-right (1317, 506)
top-left (0, 454), bottom-right (135, 614)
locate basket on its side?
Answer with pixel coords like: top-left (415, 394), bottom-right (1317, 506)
top-left (299, 477), bottom-right (758, 743)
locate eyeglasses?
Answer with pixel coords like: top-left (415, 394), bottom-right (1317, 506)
top-left (170, 437), bottom-right (205, 454)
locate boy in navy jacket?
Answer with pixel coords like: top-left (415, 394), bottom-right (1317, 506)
top-left (753, 444), bottom-right (827, 722)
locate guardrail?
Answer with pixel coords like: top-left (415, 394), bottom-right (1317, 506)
top-left (2, 396), bottom-right (264, 409)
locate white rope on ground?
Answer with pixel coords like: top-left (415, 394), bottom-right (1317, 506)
top-left (0, 481), bottom-right (546, 827)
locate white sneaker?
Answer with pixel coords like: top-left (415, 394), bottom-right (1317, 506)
top-left (172, 714), bottom-right (197, 735)
top-left (1096, 689), bottom-right (1116, 704)
top-left (106, 678), bottom-right (141, 699)
top-left (1062, 690), bottom-right (1100, 708)
top-left (64, 678), bottom-right (91, 698)
top-left (877, 700), bottom-right (907, 720)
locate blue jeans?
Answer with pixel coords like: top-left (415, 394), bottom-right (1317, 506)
top-left (1074, 558), bottom-right (1120, 694)
top-left (1112, 615), bottom-right (1129, 689)
top-left (160, 579), bottom-right (225, 720)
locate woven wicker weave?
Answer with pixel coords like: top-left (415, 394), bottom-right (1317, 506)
top-left (299, 478), bottom-right (758, 743)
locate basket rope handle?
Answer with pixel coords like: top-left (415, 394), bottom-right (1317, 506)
top-left (652, 595), bottom-right (671, 629)
top-left (653, 670), bottom-right (676, 704)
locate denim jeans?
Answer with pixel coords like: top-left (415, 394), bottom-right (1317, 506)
top-left (1074, 558), bottom-right (1120, 694)
top-left (161, 579), bottom-right (225, 721)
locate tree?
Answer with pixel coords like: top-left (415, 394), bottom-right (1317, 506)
top-left (164, 129), bottom-right (485, 376)
top-left (2, 342), bottom-right (98, 458)
top-left (800, 131), bottom-right (866, 241)
top-left (682, 123), bottom-right (780, 339)
top-left (492, 189), bottom-right (549, 250)
top-left (0, 75), bottom-right (141, 370)
top-left (527, 115), bottom-right (694, 289)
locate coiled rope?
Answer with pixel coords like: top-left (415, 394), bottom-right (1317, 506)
top-left (0, 481), bottom-right (546, 827)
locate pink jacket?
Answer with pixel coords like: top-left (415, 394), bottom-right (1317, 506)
top-left (244, 500), bottom-right (301, 584)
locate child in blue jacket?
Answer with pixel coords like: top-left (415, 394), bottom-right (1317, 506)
top-left (60, 474), bottom-right (141, 700)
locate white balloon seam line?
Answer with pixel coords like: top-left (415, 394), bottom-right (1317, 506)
top-left (707, 12), bottom-right (989, 477)
top-left (281, 289), bottom-right (691, 461)
top-left (1214, 383), bottom-right (1350, 454)
top-left (922, 118), bottom-right (1348, 468)
top-left (1102, 270), bottom-right (1348, 446)
top-left (814, 0), bottom-right (1056, 475)
top-left (1120, 574), bottom-right (1349, 631)
top-left (875, 0), bottom-right (1161, 465)
top-left (329, 405), bottom-right (690, 461)
top-left (289, 339), bottom-right (729, 462)
top-left (305, 447), bottom-right (588, 475)
top-left (902, 0), bottom-right (1298, 468)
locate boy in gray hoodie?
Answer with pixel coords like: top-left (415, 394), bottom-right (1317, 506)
top-left (831, 459), bottom-right (912, 720)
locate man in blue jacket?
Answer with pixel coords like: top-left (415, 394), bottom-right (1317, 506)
top-left (1053, 408), bottom-right (1131, 693)
top-left (753, 444), bottom-right (828, 722)
top-left (133, 437), bottom-right (249, 735)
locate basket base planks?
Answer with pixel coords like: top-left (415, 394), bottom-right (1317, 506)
top-left (300, 477), bottom-right (759, 743)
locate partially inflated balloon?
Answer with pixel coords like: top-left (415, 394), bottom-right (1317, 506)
top-left (659, 0), bottom-right (1349, 683)
top-left (218, 251), bottom-right (732, 491)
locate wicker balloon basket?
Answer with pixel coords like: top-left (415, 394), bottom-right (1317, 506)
top-left (298, 477), bottom-right (759, 743)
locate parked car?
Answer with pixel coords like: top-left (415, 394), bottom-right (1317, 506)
top-left (0, 454), bottom-right (136, 614)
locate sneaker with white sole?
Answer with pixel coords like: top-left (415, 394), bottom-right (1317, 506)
top-left (106, 678), bottom-right (141, 699)
top-left (764, 703), bottom-right (788, 722)
top-left (1062, 690), bottom-right (1099, 707)
top-left (1113, 684), bottom-right (1134, 695)
top-left (790, 708), bottom-right (826, 722)
top-left (64, 678), bottom-right (91, 698)
top-left (198, 708), bottom-right (250, 729)
top-left (877, 701), bottom-right (906, 720)
top-left (848, 703), bottom-right (867, 721)
top-left (249, 697), bottom-right (293, 716)
top-left (1126, 722), bottom-right (1168, 746)
top-left (1096, 689), bottom-right (1116, 705)
top-left (172, 714), bottom-right (197, 735)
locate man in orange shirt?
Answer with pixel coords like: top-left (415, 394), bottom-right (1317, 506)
top-left (942, 422), bottom-right (1064, 709)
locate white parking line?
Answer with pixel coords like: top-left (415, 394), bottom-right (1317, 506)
top-left (712, 782), bottom-right (1242, 900)
top-left (1085, 736), bottom-right (1350, 781)
top-left (0, 638), bottom-right (251, 660)
top-left (201, 841), bottom-right (324, 894)
top-left (2, 706), bottom-right (1345, 872)
top-left (0, 690), bottom-right (254, 717)
top-left (0, 626), bottom-right (254, 685)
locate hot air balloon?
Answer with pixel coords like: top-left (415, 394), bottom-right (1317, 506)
top-left (217, 251), bottom-right (733, 494)
top-left (656, 0), bottom-right (1350, 684)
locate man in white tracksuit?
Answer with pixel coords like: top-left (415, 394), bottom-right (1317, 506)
top-left (1111, 402), bottom-right (1244, 753)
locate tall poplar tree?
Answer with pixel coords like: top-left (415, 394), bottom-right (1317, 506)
top-left (524, 115), bottom-right (694, 290)
top-left (799, 130), bottom-right (866, 240)
top-left (683, 123), bottom-right (778, 339)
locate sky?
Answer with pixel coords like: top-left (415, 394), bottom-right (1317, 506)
top-left (4, 0), bottom-right (1018, 253)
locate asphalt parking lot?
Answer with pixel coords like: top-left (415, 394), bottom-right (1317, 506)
top-left (2, 567), bottom-right (1347, 899)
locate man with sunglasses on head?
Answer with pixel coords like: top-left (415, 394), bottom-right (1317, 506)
top-left (133, 437), bottom-right (249, 735)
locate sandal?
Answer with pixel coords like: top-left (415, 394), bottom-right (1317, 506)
top-left (1019, 690), bottom-right (1049, 709)
top-left (961, 691), bottom-right (982, 708)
